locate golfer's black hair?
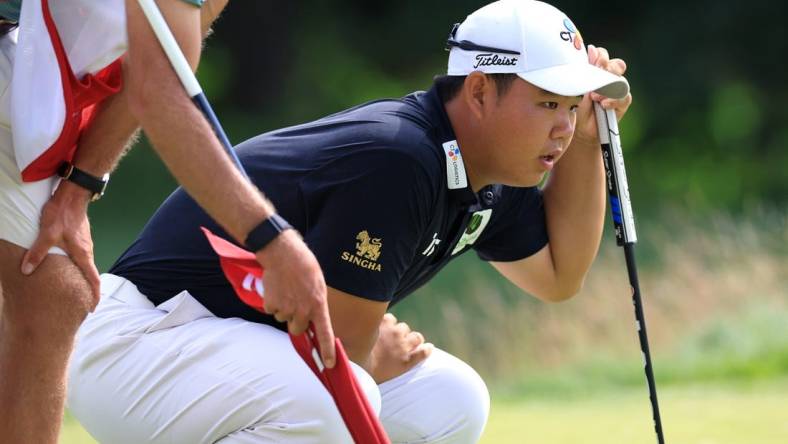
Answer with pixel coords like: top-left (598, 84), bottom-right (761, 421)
top-left (434, 73), bottom-right (519, 103)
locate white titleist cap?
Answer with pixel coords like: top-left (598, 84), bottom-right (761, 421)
top-left (446, 0), bottom-right (629, 99)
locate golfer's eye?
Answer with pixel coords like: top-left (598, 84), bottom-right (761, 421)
top-left (542, 102), bottom-right (559, 109)
top-left (570, 104), bottom-right (579, 112)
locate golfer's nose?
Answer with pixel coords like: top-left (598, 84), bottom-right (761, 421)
top-left (551, 111), bottom-right (574, 140)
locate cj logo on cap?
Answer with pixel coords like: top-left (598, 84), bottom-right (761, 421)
top-left (559, 18), bottom-right (583, 50)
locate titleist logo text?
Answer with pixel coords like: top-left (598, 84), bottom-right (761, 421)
top-left (474, 53), bottom-right (518, 68)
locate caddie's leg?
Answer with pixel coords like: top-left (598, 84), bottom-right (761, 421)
top-left (0, 240), bottom-right (94, 444)
top-left (68, 274), bottom-right (367, 444)
top-left (379, 348), bottom-right (490, 444)
top-left (0, 31), bottom-right (94, 440)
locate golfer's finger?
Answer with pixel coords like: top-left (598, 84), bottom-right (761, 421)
top-left (382, 313), bottom-right (397, 325)
top-left (21, 231), bottom-right (55, 275)
top-left (407, 331), bottom-right (425, 347)
top-left (594, 46), bottom-right (610, 67)
top-left (312, 306), bottom-right (336, 369)
top-left (396, 322), bottom-right (411, 333)
top-left (408, 342), bottom-right (434, 364)
top-left (609, 58), bottom-right (627, 76)
top-left (601, 93), bottom-right (632, 111)
top-left (587, 44), bottom-right (598, 64)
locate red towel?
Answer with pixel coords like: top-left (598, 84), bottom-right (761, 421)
top-left (201, 227), bottom-right (390, 444)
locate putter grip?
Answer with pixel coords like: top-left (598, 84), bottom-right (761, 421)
top-left (594, 103), bottom-right (637, 245)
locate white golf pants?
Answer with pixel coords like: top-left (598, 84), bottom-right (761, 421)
top-left (0, 30), bottom-right (65, 254)
top-left (67, 274), bottom-right (490, 443)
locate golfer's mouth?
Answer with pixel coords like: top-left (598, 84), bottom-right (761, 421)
top-left (539, 149), bottom-right (561, 170)
top-left (539, 155), bottom-right (555, 171)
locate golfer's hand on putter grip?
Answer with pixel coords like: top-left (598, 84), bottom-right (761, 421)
top-left (574, 44), bottom-right (632, 145)
top-left (255, 229), bottom-right (336, 368)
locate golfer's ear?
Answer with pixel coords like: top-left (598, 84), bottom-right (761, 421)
top-left (463, 71), bottom-right (490, 120)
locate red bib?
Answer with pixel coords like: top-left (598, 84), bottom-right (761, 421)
top-left (11, 0), bottom-right (125, 181)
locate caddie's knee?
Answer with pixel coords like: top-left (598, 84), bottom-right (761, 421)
top-left (1, 262), bottom-right (92, 345)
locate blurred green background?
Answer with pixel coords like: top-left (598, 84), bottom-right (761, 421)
top-left (65, 0), bottom-right (787, 442)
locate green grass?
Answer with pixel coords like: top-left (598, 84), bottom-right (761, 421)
top-left (61, 412), bottom-right (96, 444)
top-left (490, 302), bottom-right (788, 402)
top-left (62, 379), bottom-right (788, 443)
top-left (61, 212), bottom-right (786, 443)
top-left (480, 379), bottom-right (788, 444)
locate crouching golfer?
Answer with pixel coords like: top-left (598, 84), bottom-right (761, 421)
top-left (68, 1), bottom-right (632, 442)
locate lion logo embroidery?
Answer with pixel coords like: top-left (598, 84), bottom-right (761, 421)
top-left (355, 230), bottom-right (382, 261)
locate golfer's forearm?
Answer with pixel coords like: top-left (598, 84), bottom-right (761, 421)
top-left (542, 140), bottom-right (606, 293)
top-left (349, 340), bottom-right (376, 372)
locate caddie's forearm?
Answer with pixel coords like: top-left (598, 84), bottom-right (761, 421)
top-left (70, 0), bottom-right (230, 181)
top-left (124, 47), bottom-right (276, 242)
top-left (125, 0), bottom-right (273, 242)
top-left (201, 0), bottom-right (229, 37)
top-left (541, 138), bottom-right (606, 292)
top-left (131, 82), bottom-right (274, 242)
top-left (70, 85), bottom-right (140, 179)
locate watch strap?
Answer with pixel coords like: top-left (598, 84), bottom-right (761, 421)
top-left (57, 162), bottom-right (109, 201)
top-left (244, 214), bottom-right (293, 252)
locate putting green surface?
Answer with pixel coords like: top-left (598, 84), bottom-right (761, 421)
top-left (62, 379), bottom-right (787, 444)
top-left (480, 379), bottom-right (788, 444)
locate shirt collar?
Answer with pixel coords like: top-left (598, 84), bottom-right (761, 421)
top-left (418, 86), bottom-right (478, 207)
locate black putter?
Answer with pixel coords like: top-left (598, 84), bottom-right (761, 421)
top-left (594, 103), bottom-right (666, 444)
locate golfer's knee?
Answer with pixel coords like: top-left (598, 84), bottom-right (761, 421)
top-left (431, 360), bottom-right (490, 442)
top-left (286, 383), bottom-right (359, 442)
top-left (382, 350), bottom-right (490, 443)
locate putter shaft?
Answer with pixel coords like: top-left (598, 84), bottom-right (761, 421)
top-left (595, 104), bottom-right (665, 444)
top-left (625, 243), bottom-right (665, 444)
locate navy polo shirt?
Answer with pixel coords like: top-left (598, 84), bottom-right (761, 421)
top-left (110, 85), bottom-right (549, 327)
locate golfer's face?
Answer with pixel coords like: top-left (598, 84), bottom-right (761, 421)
top-left (485, 79), bottom-right (580, 186)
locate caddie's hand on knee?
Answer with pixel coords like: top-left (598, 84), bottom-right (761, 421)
top-left (256, 229), bottom-right (336, 368)
top-left (572, 44), bottom-right (633, 146)
top-left (21, 181), bottom-right (101, 308)
top-left (369, 313), bottom-right (434, 384)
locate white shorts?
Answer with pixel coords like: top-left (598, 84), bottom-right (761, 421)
top-left (0, 31), bottom-right (64, 254)
top-left (68, 275), bottom-right (490, 444)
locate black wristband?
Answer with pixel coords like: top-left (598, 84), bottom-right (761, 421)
top-left (244, 214), bottom-right (293, 252)
top-left (57, 162), bottom-right (110, 202)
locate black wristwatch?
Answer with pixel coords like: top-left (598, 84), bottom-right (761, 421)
top-left (244, 213), bottom-right (293, 252)
top-left (57, 162), bottom-right (110, 202)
